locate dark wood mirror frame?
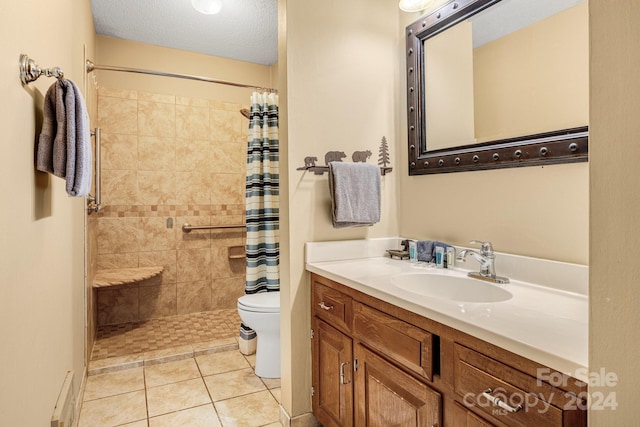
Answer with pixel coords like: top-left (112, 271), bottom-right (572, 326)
top-left (405, 0), bottom-right (589, 175)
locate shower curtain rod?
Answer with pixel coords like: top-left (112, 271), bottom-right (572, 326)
top-left (85, 60), bottom-right (277, 93)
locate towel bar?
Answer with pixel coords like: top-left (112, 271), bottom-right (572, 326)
top-left (296, 165), bottom-right (393, 176)
top-left (182, 223), bottom-right (246, 233)
top-left (19, 54), bottom-right (64, 85)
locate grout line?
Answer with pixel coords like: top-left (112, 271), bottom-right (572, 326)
top-left (194, 356), bottom-right (226, 427)
top-left (143, 359), bottom-right (150, 424)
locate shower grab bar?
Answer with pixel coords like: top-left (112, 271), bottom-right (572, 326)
top-left (87, 127), bottom-right (102, 214)
top-left (182, 223), bottom-right (246, 233)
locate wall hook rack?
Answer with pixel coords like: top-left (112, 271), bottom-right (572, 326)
top-left (296, 137), bottom-right (393, 176)
top-left (19, 54), bottom-right (64, 85)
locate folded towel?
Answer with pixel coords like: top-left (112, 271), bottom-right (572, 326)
top-left (328, 161), bottom-right (381, 228)
top-left (37, 81), bottom-right (66, 176)
top-left (36, 79), bottom-right (92, 197)
top-left (416, 240), bottom-right (434, 262)
top-left (417, 240), bottom-right (452, 262)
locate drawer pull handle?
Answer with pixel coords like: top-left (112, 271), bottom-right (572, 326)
top-left (482, 389), bottom-right (523, 413)
top-left (340, 361), bottom-right (351, 384)
top-left (318, 301), bottom-right (334, 311)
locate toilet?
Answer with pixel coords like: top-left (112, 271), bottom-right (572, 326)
top-left (237, 291), bottom-right (280, 378)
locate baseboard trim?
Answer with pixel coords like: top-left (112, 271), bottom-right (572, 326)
top-left (279, 405), bottom-right (320, 427)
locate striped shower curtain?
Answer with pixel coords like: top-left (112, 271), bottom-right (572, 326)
top-left (240, 92), bottom-right (279, 354)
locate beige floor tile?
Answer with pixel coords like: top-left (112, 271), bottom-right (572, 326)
top-left (261, 377), bottom-right (281, 390)
top-left (89, 354), bottom-right (145, 375)
top-left (215, 390), bottom-right (280, 426)
top-left (203, 368), bottom-right (266, 401)
top-left (121, 421), bottom-right (149, 427)
top-left (193, 337), bottom-right (238, 356)
top-left (262, 423), bottom-right (283, 427)
top-left (196, 350), bottom-right (250, 376)
top-left (146, 378), bottom-right (211, 417)
top-left (244, 353), bottom-right (257, 367)
top-left (270, 387), bottom-right (281, 403)
top-left (83, 367), bottom-right (145, 401)
top-left (78, 390), bottom-right (147, 427)
top-left (148, 404), bottom-right (221, 427)
top-left (144, 358), bottom-right (201, 388)
top-left (144, 344), bottom-right (194, 365)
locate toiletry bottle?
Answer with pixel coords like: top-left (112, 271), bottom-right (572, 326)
top-left (435, 246), bottom-right (444, 268)
top-left (446, 247), bottom-right (455, 268)
top-left (409, 241), bottom-right (417, 263)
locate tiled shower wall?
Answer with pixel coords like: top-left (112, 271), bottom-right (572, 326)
top-left (95, 87), bottom-right (248, 326)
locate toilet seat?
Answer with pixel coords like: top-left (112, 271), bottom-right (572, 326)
top-left (238, 291), bottom-right (280, 313)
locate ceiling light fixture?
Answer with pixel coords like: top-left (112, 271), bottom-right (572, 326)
top-left (191, 0), bottom-right (223, 15)
top-left (398, 0), bottom-right (435, 12)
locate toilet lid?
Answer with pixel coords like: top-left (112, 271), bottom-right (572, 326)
top-left (238, 291), bottom-right (280, 313)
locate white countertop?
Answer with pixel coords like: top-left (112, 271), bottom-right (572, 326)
top-left (305, 238), bottom-right (588, 382)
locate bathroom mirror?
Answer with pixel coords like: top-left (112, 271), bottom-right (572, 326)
top-left (406, 0), bottom-right (588, 175)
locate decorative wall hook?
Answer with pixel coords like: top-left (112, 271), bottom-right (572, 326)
top-left (296, 137), bottom-right (393, 176)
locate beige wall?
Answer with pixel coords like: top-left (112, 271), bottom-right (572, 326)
top-left (0, 0), bottom-right (95, 424)
top-left (590, 0), bottom-right (640, 424)
top-left (398, 163), bottom-right (589, 264)
top-left (474, 2), bottom-right (588, 142)
top-left (280, 0), bottom-right (401, 417)
top-left (93, 85), bottom-right (248, 326)
top-left (95, 36), bottom-right (275, 105)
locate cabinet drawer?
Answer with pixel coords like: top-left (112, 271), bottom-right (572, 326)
top-left (353, 302), bottom-right (434, 381)
top-left (312, 279), bottom-right (352, 333)
top-left (454, 344), bottom-right (585, 427)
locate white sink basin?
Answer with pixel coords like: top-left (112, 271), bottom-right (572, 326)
top-left (391, 273), bottom-right (513, 303)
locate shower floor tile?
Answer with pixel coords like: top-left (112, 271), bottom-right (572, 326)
top-left (91, 309), bottom-right (241, 361)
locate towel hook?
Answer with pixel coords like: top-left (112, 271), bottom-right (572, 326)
top-left (19, 54), bottom-right (64, 85)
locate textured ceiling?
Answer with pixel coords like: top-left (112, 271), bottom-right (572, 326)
top-left (90, 0), bottom-right (278, 66)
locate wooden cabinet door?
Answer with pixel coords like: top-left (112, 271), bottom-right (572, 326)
top-left (354, 343), bottom-right (442, 427)
top-left (452, 403), bottom-right (496, 427)
top-left (312, 318), bottom-right (354, 427)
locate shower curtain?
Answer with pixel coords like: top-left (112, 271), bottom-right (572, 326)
top-left (240, 91), bottom-right (280, 354)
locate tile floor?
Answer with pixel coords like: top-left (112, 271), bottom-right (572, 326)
top-left (82, 309), bottom-right (281, 426)
top-left (92, 310), bottom-right (241, 360)
top-left (79, 348), bottom-right (282, 426)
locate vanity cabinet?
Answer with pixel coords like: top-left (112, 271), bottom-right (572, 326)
top-left (354, 343), bottom-right (442, 426)
top-left (454, 344), bottom-right (585, 427)
top-left (313, 319), bottom-right (354, 427)
top-left (310, 273), bottom-right (587, 427)
top-left (312, 274), bottom-right (442, 426)
top-left (452, 403), bottom-right (495, 427)
top-left (312, 280), bottom-right (354, 427)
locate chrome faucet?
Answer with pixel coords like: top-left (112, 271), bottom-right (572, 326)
top-left (456, 240), bottom-right (509, 284)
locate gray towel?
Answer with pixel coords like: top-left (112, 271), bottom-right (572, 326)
top-left (36, 79), bottom-right (92, 197)
top-left (37, 81), bottom-right (66, 176)
top-left (417, 240), bottom-right (452, 262)
top-left (328, 161), bottom-right (381, 228)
